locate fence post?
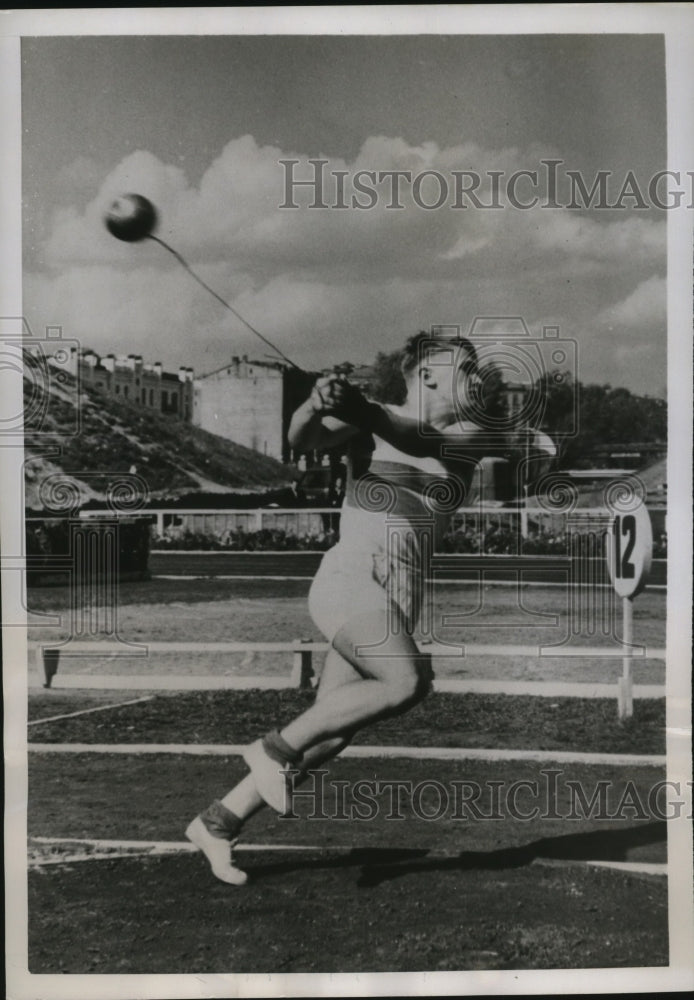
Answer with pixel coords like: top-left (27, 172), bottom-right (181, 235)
top-left (42, 648), bottom-right (60, 688)
top-left (291, 638), bottom-right (314, 689)
top-left (618, 596), bottom-right (634, 719)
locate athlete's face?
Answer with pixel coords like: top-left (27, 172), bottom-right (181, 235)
top-left (426, 346), bottom-right (481, 422)
top-left (453, 347), bottom-right (482, 418)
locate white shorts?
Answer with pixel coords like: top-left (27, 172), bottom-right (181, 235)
top-left (308, 525), bottom-right (425, 642)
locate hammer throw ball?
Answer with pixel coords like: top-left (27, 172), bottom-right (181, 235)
top-left (104, 193), bottom-right (158, 242)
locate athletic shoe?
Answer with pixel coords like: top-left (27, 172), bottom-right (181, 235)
top-left (242, 739), bottom-right (292, 814)
top-left (185, 816), bottom-right (248, 886)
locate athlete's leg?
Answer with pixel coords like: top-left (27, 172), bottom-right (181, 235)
top-left (295, 645), bottom-right (363, 764)
top-left (281, 608), bottom-right (433, 750)
top-left (223, 646), bottom-right (360, 817)
top-left (186, 647), bottom-right (360, 882)
top-left (246, 608), bottom-right (432, 811)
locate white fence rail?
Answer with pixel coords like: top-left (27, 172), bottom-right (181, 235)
top-left (32, 639), bottom-right (665, 715)
top-left (150, 508), bottom-right (338, 539)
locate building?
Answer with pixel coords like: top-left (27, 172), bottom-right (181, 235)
top-left (193, 356), bottom-right (315, 462)
top-left (504, 382), bottom-right (529, 421)
top-left (62, 348), bottom-right (194, 421)
top-left (193, 356), bottom-right (283, 459)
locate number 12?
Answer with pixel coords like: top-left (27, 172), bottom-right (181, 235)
top-left (613, 515), bottom-right (636, 579)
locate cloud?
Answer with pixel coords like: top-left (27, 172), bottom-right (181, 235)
top-left (42, 150), bottom-right (194, 267)
top-left (597, 275), bottom-right (666, 327)
top-left (23, 264), bottom-right (213, 367)
top-left (526, 213), bottom-right (665, 262)
top-left (41, 136), bottom-right (666, 280)
top-left (26, 135), bottom-right (667, 387)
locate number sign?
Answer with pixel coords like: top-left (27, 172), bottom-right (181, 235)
top-left (606, 503), bottom-right (653, 598)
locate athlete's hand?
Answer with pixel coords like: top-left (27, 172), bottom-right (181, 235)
top-left (310, 375), bottom-right (372, 426)
top-left (327, 379), bottom-right (373, 426)
top-left (309, 375), bottom-right (343, 413)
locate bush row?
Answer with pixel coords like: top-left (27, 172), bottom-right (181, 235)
top-left (151, 525), bottom-right (668, 557)
top-left (153, 527), bottom-right (337, 551)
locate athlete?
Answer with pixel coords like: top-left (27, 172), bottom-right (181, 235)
top-left (186, 331), bottom-right (543, 884)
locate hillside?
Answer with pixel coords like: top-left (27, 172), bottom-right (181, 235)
top-left (23, 370), bottom-right (293, 510)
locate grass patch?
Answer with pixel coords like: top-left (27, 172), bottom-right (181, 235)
top-left (28, 689), bottom-right (665, 754)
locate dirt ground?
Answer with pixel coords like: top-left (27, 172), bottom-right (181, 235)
top-left (26, 579), bottom-right (667, 684)
top-left (24, 578), bottom-right (670, 973)
top-left (28, 688), bottom-right (665, 755)
top-left (28, 752), bottom-right (668, 973)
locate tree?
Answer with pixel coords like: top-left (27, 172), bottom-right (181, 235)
top-left (369, 349), bottom-right (406, 404)
top-left (534, 370), bottom-right (667, 467)
top-left (476, 361), bottom-right (508, 426)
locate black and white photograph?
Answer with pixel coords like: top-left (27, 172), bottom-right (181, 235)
top-left (2, 6), bottom-right (693, 998)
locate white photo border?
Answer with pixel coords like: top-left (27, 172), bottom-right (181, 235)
top-left (2, 6), bottom-right (693, 998)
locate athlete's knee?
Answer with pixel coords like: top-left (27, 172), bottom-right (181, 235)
top-left (382, 666), bottom-right (428, 712)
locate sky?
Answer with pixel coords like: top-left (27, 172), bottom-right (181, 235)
top-left (21, 33), bottom-right (668, 395)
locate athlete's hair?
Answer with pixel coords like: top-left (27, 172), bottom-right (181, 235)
top-left (400, 330), bottom-right (479, 381)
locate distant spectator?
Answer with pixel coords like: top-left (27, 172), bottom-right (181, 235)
top-left (289, 479), bottom-right (307, 507)
top-left (328, 469), bottom-right (346, 507)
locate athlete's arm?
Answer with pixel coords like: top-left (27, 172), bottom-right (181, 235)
top-left (371, 409), bottom-right (520, 461)
top-left (293, 378), bottom-right (550, 469)
top-left (334, 383), bottom-right (520, 462)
